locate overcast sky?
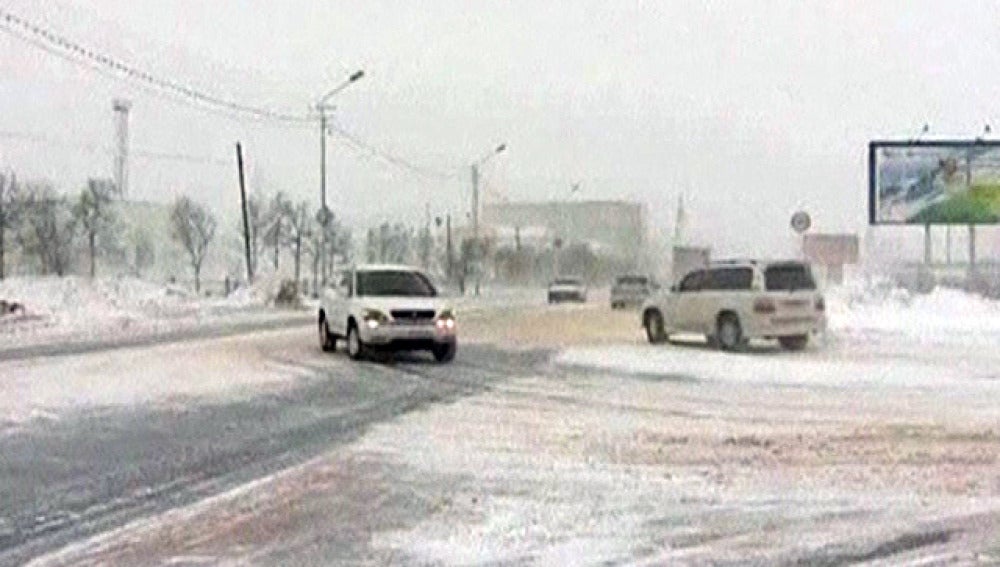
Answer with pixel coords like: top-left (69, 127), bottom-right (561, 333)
top-left (2, 0), bottom-right (1000, 256)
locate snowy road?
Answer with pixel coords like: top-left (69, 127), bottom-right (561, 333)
top-left (0, 324), bottom-right (546, 566)
top-left (4, 285), bottom-right (1000, 565)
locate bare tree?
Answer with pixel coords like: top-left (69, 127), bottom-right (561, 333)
top-left (263, 192), bottom-right (291, 271)
top-left (307, 209), bottom-right (349, 290)
top-left (245, 193), bottom-right (268, 277)
top-left (0, 172), bottom-right (22, 280)
top-left (170, 196), bottom-right (217, 293)
top-left (73, 179), bottom-right (117, 278)
top-left (19, 184), bottom-right (77, 276)
top-left (284, 200), bottom-right (312, 283)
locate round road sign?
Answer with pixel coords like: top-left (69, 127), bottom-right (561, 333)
top-left (790, 211), bottom-right (811, 234)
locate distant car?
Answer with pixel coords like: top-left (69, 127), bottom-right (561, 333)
top-left (318, 264), bottom-right (457, 362)
top-left (610, 274), bottom-right (658, 309)
top-left (640, 260), bottom-right (826, 351)
top-left (547, 277), bottom-right (587, 303)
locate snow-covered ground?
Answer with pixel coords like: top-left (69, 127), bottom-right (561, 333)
top-left (0, 275), bottom-right (313, 353)
top-left (16, 278), bottom-right (1000, 564)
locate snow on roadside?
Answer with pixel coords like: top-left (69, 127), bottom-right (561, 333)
top-left (558, 278), bottom-right (1000, 389)
top-left (826, 277), bottom-right (1000, 346)
top-left (0, 275), bottom-right (305, 352)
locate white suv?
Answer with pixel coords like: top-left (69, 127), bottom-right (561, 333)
top-left (640, 260), bottom-right (826, 351)
top-left (318, 264), bottom-right (457, 362)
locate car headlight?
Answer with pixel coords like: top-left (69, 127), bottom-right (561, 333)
top-left (435, 309), bottom-right (456, 331)
top-left (362, 308), bottom-right (389, 328)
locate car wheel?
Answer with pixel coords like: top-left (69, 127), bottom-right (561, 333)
top-left (716, 314), bottom-right (744, 352)
top-left (644, 310), bottom-right (667, 344)
top-left (778, 335), bottom-right (809, 351)
top-left (432, 341), bottom-right (457, 363)
top-left (319, 317), bottom-right (336, 352)
top-left (346, 322), bottom-right (367, 361)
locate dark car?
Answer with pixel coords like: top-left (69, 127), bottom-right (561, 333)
top-left (547, 277), bottom-right (587, 303)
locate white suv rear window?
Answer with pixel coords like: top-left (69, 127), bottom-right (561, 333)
top-left (764, 264), bottom-right (816, 291)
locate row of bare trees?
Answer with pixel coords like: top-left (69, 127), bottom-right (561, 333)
top-left (0, 171), bottom-right (356, 296)
top-left (245, 191), bottom-right (352, 292)
top-left (0, 174), bottom-right (122, 279)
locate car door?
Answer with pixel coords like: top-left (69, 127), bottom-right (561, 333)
top-left (673, 270), bottom-right (705, 332)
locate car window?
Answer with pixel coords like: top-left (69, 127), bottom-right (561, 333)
top-left (764, 263), bottom-right (816, 291)
top-left (678, 270), bottom-right (704, 292)
top-left (356, 270), bottom-right (438, 297)
top-left (705, 268), bottom-right (753, 291)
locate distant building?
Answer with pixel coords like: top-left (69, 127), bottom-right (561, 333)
top-left (481, 200), bottom-right (646, 259)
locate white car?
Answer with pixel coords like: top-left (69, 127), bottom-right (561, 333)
top-left (547, 277), bottom-right (587, 303)
top-left (640, 260), bottom-right (826, 351)
top-left (318, 264), bottom-right (457, 362)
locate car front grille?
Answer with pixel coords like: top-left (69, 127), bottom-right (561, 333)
top-left (390, 309), bottom-right (436, 324)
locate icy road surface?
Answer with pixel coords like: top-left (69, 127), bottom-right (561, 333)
top-left (4, 283), bottom-right (1000, 565)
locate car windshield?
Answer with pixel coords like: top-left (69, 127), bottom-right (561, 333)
top-left (356, 270), bottom-right (437, 297)
top-left (615, 276), bottom-right (648, 286)
top-left (764, 264), bottom-right (816, 291)
top-left (554, 278), bottom-right (582, 285)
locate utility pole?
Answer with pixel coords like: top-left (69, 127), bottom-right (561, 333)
top-left (236, 142), bottom-right (253, 283)
top-left (319, 110), bottom-right (328, 287)
top-left (467, 142), bottom-right (506, 296)
top-left (316, 69), bottom-right (364, 288)
top-left (471, 163), bottom-right (481, 295)
top-left (112, 99), bottom-right (131, 199)
top-left (446, 213), bottom-right (453, 282)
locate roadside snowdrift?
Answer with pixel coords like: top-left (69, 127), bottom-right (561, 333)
top-left (826, 277), bottom-right (1000, 346)
top-left (0, 275), bottom-right (305, 352)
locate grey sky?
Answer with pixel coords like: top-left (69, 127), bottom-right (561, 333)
top-left (2, 0), bottom-right (999, 256)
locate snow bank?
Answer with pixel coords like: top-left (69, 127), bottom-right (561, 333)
top-left (826, 277), bottom-right (1000, 346)
top-left (0, 275), bottom-right (301, 352)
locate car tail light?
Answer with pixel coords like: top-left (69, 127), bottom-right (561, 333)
top-left (815, 296), bottom-right (825, 311)
top-left (753, 297), bottom-right (776, 314)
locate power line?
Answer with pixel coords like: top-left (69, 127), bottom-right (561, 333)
top-left (327, 120), bottom-right (458, 181)
top-left (0, 129), bottom-right (231, 166)
top-left (0, 7), bottom-right (311, 125)
top-left (0, 6), bottom-right (467, 180)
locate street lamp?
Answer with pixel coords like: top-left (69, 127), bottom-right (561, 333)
top-left (470, 143), bottom-right (506, 295)
top-left (317, 69), bottom-right (364, 285)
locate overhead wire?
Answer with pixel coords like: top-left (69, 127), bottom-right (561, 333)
top-left (0, 129), bottom-right (231, 166)
top-left (0, 6), bottom-right (475, 182)
top-left (0, 7), bottom-right (313, 125)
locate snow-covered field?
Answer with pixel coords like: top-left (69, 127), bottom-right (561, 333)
top-left (0, 275), bottom-right (313, 353)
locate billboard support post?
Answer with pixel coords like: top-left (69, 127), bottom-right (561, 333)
top-left (968, 224), bottom-right (977, 279)
top-left (945, 226), bottom-right (952, 265)
top-left (923, 224), bottom-right (932, 265)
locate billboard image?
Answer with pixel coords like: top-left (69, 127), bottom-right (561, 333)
top-left (869, 140), bottom-right (1000, 224)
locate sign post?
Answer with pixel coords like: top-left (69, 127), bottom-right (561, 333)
top-left (790, 210), bottom-right (811, 259)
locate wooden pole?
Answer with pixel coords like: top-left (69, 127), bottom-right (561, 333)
top-left (236, 142), bottom-right (253, 282)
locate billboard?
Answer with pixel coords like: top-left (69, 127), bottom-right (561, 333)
top-left (869, 140), bottom-right (1000, 225)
